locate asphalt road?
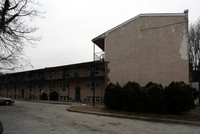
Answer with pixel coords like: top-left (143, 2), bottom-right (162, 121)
top-left (0, 101), bottom-right (200, 134)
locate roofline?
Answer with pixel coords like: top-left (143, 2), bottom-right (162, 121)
top-left (92, 12), bottom-right (187, 42)
top-left (2, 61), bottom-right (99, 75)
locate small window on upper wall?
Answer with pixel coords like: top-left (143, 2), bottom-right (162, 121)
top-left (96, 81), bottom-right (100, 87)
top-left (66, 83), bottom-right (69, 88)
top-left (39, 83), bottom-right (43, 88)
top-left (74, 72), bottom-right (79, 78)
top-left (49, 83), bottom-right (54, 88)
top-left (49, 71), bottom-right (54, 78)
top-left (87, 81), bottom-right (91, 87)
top-left (87, 66), bottom-right (91, 71)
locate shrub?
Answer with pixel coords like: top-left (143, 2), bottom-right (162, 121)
top-left (164, 82), bottom-right (196, 114)
top-left (121, 82), bottom-right (145, 112)
top-left (49, 91), bottom-right (59, 100)
top-left (104, 81), bottom-right (196, 115)
top-left (41, 92), bottom-right (48, 100)
top-left (144, 82), bottom-right (163, 89)
top-left (104, 83), bottom-right (122, 110)
top-left (144, 82), bottom-right (166, 114)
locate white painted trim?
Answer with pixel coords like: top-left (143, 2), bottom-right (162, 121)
top-left (104, 37), bottom-right (106, 61)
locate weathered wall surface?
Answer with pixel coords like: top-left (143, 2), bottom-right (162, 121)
top-left (106, 15), bottom-right (189, 86)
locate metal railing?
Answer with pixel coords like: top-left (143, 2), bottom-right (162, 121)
top-left (94, 52), bottom-right (105, 62)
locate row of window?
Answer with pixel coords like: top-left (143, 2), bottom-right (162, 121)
top-left (0, 66), bottom-right (103, 82)
top-left (0, 81), bottom-right (100, 90)
top-left (0, 72), bottom-right (102, 83)
top-left (0, 88), bottom-right (70, 94)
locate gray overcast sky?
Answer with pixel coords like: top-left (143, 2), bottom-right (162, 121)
top-left (23, 0), bottom-right (200, 71)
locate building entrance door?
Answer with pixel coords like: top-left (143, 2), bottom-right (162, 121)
top-left (21, 89), bottom-right (24, 99)
top-left (75, 87), bottom-right (80, 101)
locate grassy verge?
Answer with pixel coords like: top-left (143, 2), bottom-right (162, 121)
top-left (70, 104), bottom-right (200, 122)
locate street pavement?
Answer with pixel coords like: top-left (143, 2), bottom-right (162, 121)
top-left (0, 101), bottom-right (200, 134)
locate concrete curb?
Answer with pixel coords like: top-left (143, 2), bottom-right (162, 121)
top-left (68, 108), bottom-right (200, 126)
top-left (17, 100), bottom-right (72, 105)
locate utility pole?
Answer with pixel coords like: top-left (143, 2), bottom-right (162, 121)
top-left (91, 64), bottom-right (95, 107)
top-left (92, 43), bottom-right (96, 107)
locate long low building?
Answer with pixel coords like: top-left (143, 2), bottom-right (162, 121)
top-left (0, 61), bottom-right (105, 102)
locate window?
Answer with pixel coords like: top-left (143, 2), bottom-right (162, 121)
top-left (59, 71), bottom-right (63, 78)
top-left (49, 71), bottom-right (54, 78)
top-left (1, 85), bottom-right (4, 89)
top-left (95, 68), bottom-right (100, 74)
top-left (38, 72), bottom-right (44, 80)
top-left (74, 72), bottom-right (79, 78)
top-left (87, 81), bottom-right (91, 87)
top-left (66, 83), bottom-right (69, 88)
top-left (28, 84), bottom-right (32, 89)
top-left (96, 81), bottom-right (100, 87)
top-left (60, 82), bottom-right (69, 88)
top-left (38, 83), bottom-right (43, 88)
top-left (86, 66), bottom-right (91, 72)
top-left (62, 69), bottom-right (69, 79)
top-left (59, 70), bottom-right (63, 74)
top-left (49, 83), bottom-right (54, 88)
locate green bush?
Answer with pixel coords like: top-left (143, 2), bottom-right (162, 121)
top-left (49, 91), bottom-right (59, 100)
top-left (41, 92), bottom-right (48, 100)
top-left (104, 81), bottom-right (196, 114)
top-left (104, 83), bottom-right (121, 110)
top-left (144, 82), bottom-right (166, 114)
top-left (121, 82), bottom-right (145, 112)
top-left (164, 82), bottom-right (196, 114)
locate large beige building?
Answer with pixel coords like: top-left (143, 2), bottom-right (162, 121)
top-left (92, 10), bottom-right (189, 86)
top-left (0, 10), bottom-right (190, 101)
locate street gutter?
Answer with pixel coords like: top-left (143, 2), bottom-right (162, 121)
top-left (17, 100), bottom-right (72, 105)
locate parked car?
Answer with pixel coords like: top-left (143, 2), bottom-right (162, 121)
top-left (0, 96), bottom-right (15, 105)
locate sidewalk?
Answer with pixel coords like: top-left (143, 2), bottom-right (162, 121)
top-left (16, 99), bottom-right (72, 105)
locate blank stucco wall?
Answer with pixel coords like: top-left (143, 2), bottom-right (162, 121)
top-left (106, 15), bottom-right (189, 86)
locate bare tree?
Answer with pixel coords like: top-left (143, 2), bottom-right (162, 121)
top-left (189, 18), bottom-right (200, 81)
top-left (0, 0), bottom-right (42, 72)
top-left (189, 19), bottom-right (200, 70)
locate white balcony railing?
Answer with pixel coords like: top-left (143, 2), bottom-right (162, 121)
top-left (94, 52), bottom-right (105, 62)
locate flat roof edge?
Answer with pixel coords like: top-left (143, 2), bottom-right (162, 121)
top-left (3, 61), bottom-right (100, 75)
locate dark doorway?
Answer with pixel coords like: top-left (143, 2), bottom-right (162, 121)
top-left (21, 89), bottom-right (24, 99)
top-left (75, 87), bottom-right (80, 101)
